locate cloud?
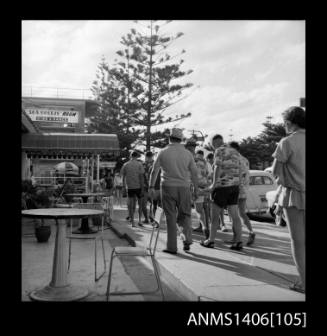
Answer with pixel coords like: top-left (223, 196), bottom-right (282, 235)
top-left (22, 20), bottom-right (305, 141)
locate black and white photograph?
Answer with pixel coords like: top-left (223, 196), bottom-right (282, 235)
top-left (21, 19), bottom-right (306, 316)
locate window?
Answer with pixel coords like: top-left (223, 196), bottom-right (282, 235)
top-left (263, 176), bottom-right (273, 185)
top-left (250, 176), bottom-right (263, 185)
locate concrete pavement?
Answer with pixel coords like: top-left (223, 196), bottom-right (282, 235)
top-left (21, 202), bottom-right (305, 301)
top-left (21, 217), bottom-right (184, 301)
top-left (110, 205), bottom-right (305, 301)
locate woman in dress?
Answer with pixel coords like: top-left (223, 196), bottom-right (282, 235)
top-left (272, 106), bottom-right (305, 293)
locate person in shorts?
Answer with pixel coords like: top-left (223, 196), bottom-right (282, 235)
top-left (205, 151), bottom-right (228, 232)
top-left (185, 141), bottom-right (211, 240)
top-left (201, 134), bottom-right (243, 250)
top-left (120, 151), bottom-right (145, 227)
top-left (229, 141), bottom-right (256, 246)
top-left (113, 172), bottom-right (123, 207)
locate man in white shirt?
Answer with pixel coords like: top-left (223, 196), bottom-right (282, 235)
top-left (149, 128), bottom-right (198, 254)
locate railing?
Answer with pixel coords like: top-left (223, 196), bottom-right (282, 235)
top-left (22, 86), bottom-right (94, 100)
top-left (33, 176), bottom-right (88, 192)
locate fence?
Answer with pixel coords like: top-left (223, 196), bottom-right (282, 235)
top-left (22, 86), bottom-right (94, 100)
top-left (33, 176), bottom-right (88, 192)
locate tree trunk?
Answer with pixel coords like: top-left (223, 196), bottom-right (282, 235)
top-left (146, 21), bottom-right (153, 152)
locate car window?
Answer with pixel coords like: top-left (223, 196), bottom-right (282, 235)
top-left (263, 176), bottom-right (273, 185)
top-left (250, 176), bottom-right (263, 185)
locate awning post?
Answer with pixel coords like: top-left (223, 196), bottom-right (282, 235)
top-left (97, 154), bottom-right (100, 184)
top-left (91, 157), bottom-right (94, 192)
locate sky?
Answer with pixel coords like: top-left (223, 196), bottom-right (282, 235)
top-left (22, 20), bottom-right (305, 142)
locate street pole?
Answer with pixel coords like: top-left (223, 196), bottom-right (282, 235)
top-left (97, 154), bottom-right (100, 184)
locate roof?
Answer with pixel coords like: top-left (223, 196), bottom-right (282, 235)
top-left (22, 133), bottom-right (120, 159)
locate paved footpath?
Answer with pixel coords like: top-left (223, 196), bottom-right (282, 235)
top-left (110, 205), bottom-right (305, 301)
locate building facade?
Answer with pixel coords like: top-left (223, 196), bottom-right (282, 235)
top-left (21, 96), bottom-right (120, 188)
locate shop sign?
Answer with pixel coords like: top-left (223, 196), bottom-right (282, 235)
top-left (25, 108), bottom-right (79, 123)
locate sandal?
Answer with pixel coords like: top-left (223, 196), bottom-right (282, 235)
top-left (200, 240), bottom-right (215, 248)
top-left (230, 242), bottom-right (243, 250)
top-left (289, 283), bottom-right (305, 294)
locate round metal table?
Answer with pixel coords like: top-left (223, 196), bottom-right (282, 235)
top-left (22, 208), bottom-right (104, 301)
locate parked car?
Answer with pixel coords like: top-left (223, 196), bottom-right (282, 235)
top-left (244, 170), bottom-right (278, 217)
top-left (266, 189), bottom-right (287, 226)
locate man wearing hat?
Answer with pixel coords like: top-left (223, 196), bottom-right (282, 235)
top-left (149, 128), bottom-right (199, 253)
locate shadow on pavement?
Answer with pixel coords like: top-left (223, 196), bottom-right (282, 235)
top-left (176, 250), bottom-right (293, 290)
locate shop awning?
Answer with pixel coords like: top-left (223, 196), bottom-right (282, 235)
top-left (22, 133), bottom-right (120, 159)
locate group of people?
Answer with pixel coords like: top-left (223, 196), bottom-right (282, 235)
top-left (148, 128), bottom-right (255, 253)
top-left (118, 105), bottom-right (305, 294)
top-left (119, 151), bottom-right (161, 228)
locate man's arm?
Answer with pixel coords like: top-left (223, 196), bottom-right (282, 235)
top-left (272, 138), bottom-right (290, 186)
top-left (209, 149), bottom-right (221, 191)
top-left (272, 159), bottom-right (285, 185)
top-left (189, 157), bottom-right (199, 198)
top-left (120, 165), bottom-right (126, 188)
top-left (149, 154), bottom-right (161, 188)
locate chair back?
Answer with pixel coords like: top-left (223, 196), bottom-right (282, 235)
top-left (71, 203), bottom-right (104, 232)
top-left (148, 207), bottom-right (164, 256)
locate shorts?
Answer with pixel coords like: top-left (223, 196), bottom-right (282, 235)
top-left (127, 188), bottom-right (142, 198)
top-left (115, 185), bottom-right (123, 190)
top-left (211, 186), bottom-right (239, 208)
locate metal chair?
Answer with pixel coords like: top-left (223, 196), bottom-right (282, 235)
top-left (102, 196), bottom-right (114, 225)
top-left (106, 207), bottom-right (165, 301)
top-left (67, 203), bottom-right (106, 282)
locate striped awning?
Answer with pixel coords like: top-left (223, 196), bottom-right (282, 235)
top-left (22, 133), bottom-right (120, 159)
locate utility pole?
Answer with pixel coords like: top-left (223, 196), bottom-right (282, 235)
top-left (229, 129), bottom-right (233, 142)
top-left (266, 115), bottom-right (273, 125)
top-left (189, 129), bottom-right (205, 144)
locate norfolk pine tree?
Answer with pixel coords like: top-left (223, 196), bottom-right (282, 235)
top-left (90, 56), bottom-right (142, 159)
top-left (115, 20), bottom-right (194, 151)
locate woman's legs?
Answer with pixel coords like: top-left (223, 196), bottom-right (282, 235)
top-left (208, 202), bottom-right (222, 242)
top-left (283, 207), bottom-right (305, 290)
top-left (195, 202), bottom-right (206, 228)
top-left (238, 198), bottom-right (253, 232)
top-left (227, 204), bottom-right (243, 243)
top-left (117, 188), bottom-right (122, 207)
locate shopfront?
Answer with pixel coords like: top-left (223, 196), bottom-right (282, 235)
top-left (22, 132), bottom-right (120, 191)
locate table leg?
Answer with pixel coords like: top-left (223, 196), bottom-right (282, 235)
top-left (29, 218), bottom-right (88, 301)
top-left (73, 196), bottom-right (97, 234)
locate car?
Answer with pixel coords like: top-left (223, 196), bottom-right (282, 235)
top-left (244, 170), bottom-right (278, 217)
top-left (266, 189), bottom-right (287, 226)
top-left (264, 166), bottom-right (273, 174)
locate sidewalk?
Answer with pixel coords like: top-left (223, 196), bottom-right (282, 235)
top-left (21, 217), bottom-right (184, 301)
top-left (110, 205), bottom-right (305, 301)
